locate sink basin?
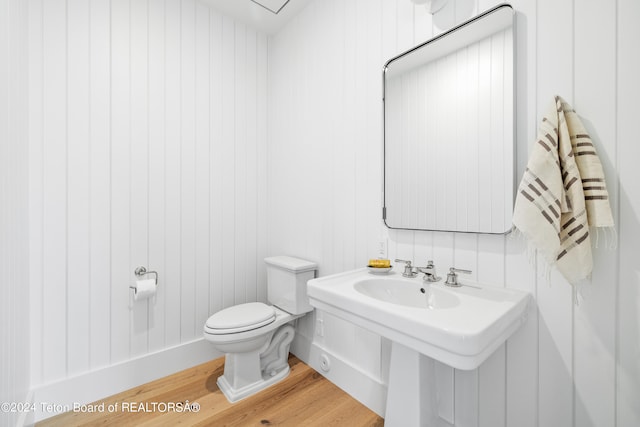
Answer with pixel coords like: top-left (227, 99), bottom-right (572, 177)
top-left (354, 277), bottom-right (460, 309)
top-left (308, 268), bottom-right (530, 425)
top-left (307, 268), bottom-right (530, 370)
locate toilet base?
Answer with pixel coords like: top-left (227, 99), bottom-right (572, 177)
top-left (217, 364), bottom-right (291, 403)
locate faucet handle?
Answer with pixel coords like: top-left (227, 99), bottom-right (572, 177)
top-left (394, 259), bottom-right (418, 278)
top-left (445, 267), bottom-right (472, 287)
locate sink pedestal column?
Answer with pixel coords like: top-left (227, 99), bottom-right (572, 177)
top-left (385, 341), bottom-right (438, 426)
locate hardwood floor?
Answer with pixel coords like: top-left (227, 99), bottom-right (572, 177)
top-left (37, 355), bottom-right (384, 427)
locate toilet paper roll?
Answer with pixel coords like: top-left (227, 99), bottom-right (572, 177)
top-left (133, 278), bottom-right (157, 301)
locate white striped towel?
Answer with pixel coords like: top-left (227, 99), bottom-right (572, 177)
top-left (512, 96), bottom-right (614, 284)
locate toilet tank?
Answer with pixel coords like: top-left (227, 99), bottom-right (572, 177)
top-left (264, 256), bottom-right (317, 315)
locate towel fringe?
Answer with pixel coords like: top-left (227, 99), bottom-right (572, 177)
top-left (605, 226), bottom-right (617, 250)
top-left (591, 226), bottom-right (617, 250)
top-left (572, 276), bottom-right (594, 307)
top-left (513, 226), bottom-right (555, 285)
top-left (513, 225), bottom-right (606, 295)
top-left (511, 225), bottom-right (616, 301)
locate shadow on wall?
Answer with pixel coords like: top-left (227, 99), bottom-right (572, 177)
top-left (537, 313), bottom-right (573, 424)
top-left (580, 117), bottom-right (639, 425)
top-left (432, 0), bottom-right (476, 30)
top-left (615, 183), bottom-right (640, 424)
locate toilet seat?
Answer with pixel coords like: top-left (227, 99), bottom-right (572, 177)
top-left (205, 302), bottom-right (276, 334)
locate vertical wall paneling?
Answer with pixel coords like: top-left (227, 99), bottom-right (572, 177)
top-left (467, 42), bottom-right (481, 232)
top-left (42, 0), bottom-right (68, 382)
top-left (234, 21), bottom-right (247, 306)
top-left (343, 0), bottom-right (357, 271)
top-left (130, 0), bottom-right (150, 358)
top-left (147, 0), bottom-right (167, 354)
top-left (1, 0), bottom-right (29, 425)
top-left (195, 1), bottom-right (211, 342)
top-left (617, 0), bottom-right (640, 425)
top-left (256, 31), bottom-right (268, 304)
top-left (269, 0), bottom-right (639, 426)
top-left (301, 2), bottom-right (321, 265)
top-left (209, 9), bottom-right (224, 314)
top-left (535, 0), bottom-right (575, 426)
top-left (163, 0), bottom-right (182, 348)
top-left (397, 0), bottom-right (414, 52)
top-left (66, 0), bottom-right (91, 376)
top-left (332, 0), bottom-right (348, 274)
top-left (365, 0), bottom-right (384, 264)
top-left (0, 7), bottom-right (8, 395)
top-left (180, 0), bottom-right (197, 342)
top-left (27, 0), bottom-right (44, 387)
top-left (353, 0), bottom-right (368, 271)
top-left (220, 15), bottom-right (235, 310)
top-left (505, 1), bottom-right (539, 425)
top-left (573, 0), bottom-right (618, 426)
top-left (315, 0), bottom-right (333, 272)
top-left (455, 45), bottom-right (469, 231)
top-left (414, 2), bottom-right (434, 44)
top-left (347, 0), bottom-right (371, 365)
top-left (19, 0), bottom-right (640, 425)
top-left (88, 0), bottom-right (112, 370)
top-left (28, 0), bottom-right (269, 391)
top-left (109, 0), bottom-right (132, 364)
top-left (265, 12), bottom-right (281, 259)
top-left (245, 27), bottom-right (258, 303)
top-left (320, 0), bottom-right (337, 274)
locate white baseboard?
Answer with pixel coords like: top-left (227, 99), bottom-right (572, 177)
top-left (290, 334), bottom-right (387, 417)
top-left (28, 333), bottom-right (387, 424)
top-left (30, 338), bottom-right (219, 424)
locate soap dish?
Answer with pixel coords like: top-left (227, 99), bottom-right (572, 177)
top-left (367, 266), bottom-right (393, 275)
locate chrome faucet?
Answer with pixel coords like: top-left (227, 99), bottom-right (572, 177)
top-left (417, 260), bottom-right (441, 282)
top-left (394, 259), bottom-right (418, 278)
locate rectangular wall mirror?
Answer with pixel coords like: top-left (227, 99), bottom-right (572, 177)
top-left (383, 4), bottom-right (515, 234)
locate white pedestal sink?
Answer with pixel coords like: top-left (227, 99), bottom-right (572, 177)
top-left (307, 269), bottom-right (531, 426)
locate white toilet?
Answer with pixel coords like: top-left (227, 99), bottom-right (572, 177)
top-left (203, 255), bottom-right (317, 403)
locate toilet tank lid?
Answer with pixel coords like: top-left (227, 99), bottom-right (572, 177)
top-left (264, 256), bottom-right (317, 273)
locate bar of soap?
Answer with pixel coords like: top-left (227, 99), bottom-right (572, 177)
top-left (368, 259), bottom-right (390, 268)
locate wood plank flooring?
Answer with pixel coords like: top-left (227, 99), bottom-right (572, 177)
top-left (37, 355), bottom-right (384, 426)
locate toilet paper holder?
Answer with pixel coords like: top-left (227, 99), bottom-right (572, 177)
top-left (131, 266), bottom-right (158, 291)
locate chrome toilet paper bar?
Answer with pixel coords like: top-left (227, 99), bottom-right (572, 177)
top-left (130, 266), bottom-right (158, 291)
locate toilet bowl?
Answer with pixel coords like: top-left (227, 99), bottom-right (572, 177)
top-left (203, 256), bottom-right (317, 403)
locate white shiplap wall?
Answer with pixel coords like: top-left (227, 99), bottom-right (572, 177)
top-left (0, 0), bottom-right (29, 426)
top-left (269, 0), bottom-right (640, 426)
top-left (616, 2), bottom-right (640, 426)
top-left (28, 0), bottom-right (268, 387)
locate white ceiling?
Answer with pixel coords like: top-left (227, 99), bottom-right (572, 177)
top-left (199, 0), bottom-right (314, 34)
